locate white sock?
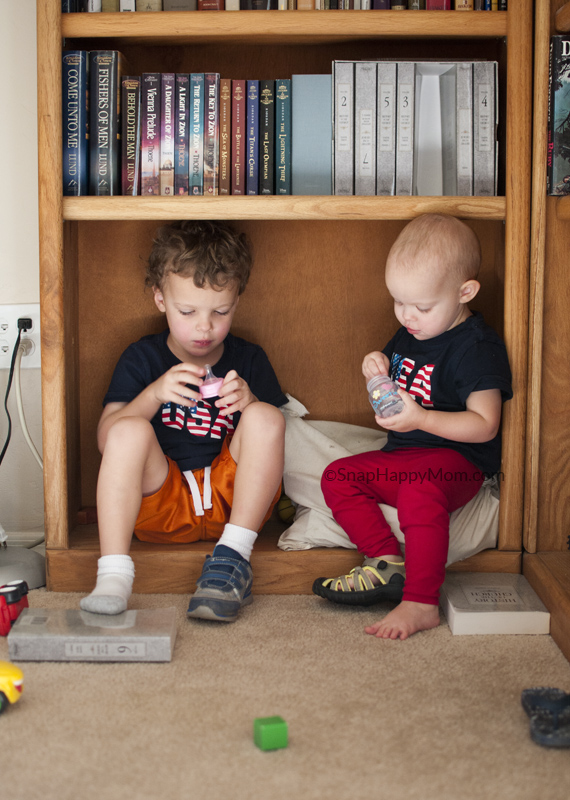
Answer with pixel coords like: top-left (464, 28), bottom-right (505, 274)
top-left (216, 524), bottom-right (258, 561)
top-left (80, 554), bottom-right (135, 616)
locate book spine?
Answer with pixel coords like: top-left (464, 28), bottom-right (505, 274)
top-left (62, 51), bottom-right (89, 196)
top-left (547, 37), bottom-right (570, 195)
top-left (372, 1), bottom-right (390, 7)
top-left (275, 79), bottom-right (292, 195)
top-left (246, 80), bottom-right (260, 196)
top-left (291, 74), bottom-right (332, 196)
top-left (160, 73), bottom-right (175, 196)
top-left (225, 0), bottom-right (240, 8)
top-left (259, 80), bottom-right (275, 195)
top-left (199, 0), bottom-right (223, 7)
top-left (456, 61), bottom-right (473, 196)
top-left (120, 0), bottom-right (136, 9)
top-left (231, 79), bottom-right (246, 195)
top-left (88, 51), bottom-right (121, 196)
top-left (88, 0), bottom-right (102, 9)
top-left (219, 78), bottom-right (232, 194)
top-left (473, 61), bottom-right (497, 196)
top-left (354, 62), bottom-right (377, 197)
top-left (376, 62), bottom-right (396, 196)
top-left (204, 73), bottom-right (220, 196)
top-left (395, 61), bottom-right (414, 196)
top-left (121, 76), bottom-right (141, 196)
top-left (333, 61), bottom-right (355, 195)
top-left (174, 74), bottom-right (190, 195)
top-left (62, 1), bottom-right (77, 11)
top-left (190, 73), bottom-right (205, 195)
top-left (425, 0), bottom-right (451, 7)
top-left (163, 0), bottom-right (197, 7)
top-left (136, 0), bottom-right (163, 9)
top-left (102, 0), bottom-right (121, 9)
top-left (454, 0), bottom-right (473, 9)
top-left (140, 72), bottom-right (161, 195)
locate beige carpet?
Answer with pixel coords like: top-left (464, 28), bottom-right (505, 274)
top-left (2, 589), bottom-right (570, 800)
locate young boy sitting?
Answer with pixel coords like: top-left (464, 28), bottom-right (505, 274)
top-left (313, 214), bottom-right (512, 640)
top-left (80, 220), bottom-right (287, 622)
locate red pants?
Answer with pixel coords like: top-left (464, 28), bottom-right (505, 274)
top-left (320, 448), bottom-right (484, 605)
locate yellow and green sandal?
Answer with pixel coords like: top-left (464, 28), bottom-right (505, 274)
top-left (312, 557), bottom-right (405, 606)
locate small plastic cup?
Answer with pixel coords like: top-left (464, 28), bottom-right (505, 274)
top-left (367, 375), bottom-right (404, 418)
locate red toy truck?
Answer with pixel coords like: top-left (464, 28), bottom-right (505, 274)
top-left (0, 581), bottom-right (29, 636)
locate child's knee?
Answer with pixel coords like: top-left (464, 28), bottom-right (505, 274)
top-left (103, 415), bottom-right (156, 453)
top-left (241, 402), bottom-right (285, 439)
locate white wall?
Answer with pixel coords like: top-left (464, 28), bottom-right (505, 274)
top-left (0, 1), bottom-right (44, 537)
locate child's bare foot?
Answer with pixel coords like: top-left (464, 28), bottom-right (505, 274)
top-left (365, 600), bottom-right (440, 640)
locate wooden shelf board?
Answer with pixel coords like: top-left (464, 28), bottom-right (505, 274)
top-left (63, 195), bottom-right (507, 222)
top-left (523, 552), bottom-right (570, 663)
top-left (46, 523), bottom-right (521, 594)
top-left (62, 10), bottom-right (507, 45)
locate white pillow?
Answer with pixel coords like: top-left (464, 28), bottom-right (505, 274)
top-left (278, 395), bottom-right (499, 566)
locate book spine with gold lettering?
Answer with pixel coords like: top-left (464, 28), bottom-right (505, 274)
top-left (231, 79), bottom-right (246, 195)
top-left (275, 78), bottom-right (291, 195)
top-left (219, 79), bottom-right (232, 195)
top-left (259, 80), bottom-right (275, 195)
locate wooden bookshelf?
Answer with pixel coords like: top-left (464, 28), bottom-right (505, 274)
top-left (39, 2), bottom-right (532, 596)
top-left (522, 0), bottom-right (570, 662)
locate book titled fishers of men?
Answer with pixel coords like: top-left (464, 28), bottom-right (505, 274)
top-left (89, 51), bottom-right (123, 195)
top-left (62, 50), bottom-right (89, 196)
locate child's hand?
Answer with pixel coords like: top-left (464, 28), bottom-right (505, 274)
top-left (376, 388), bottom-right (427, 433)
top-left (362, 351), bottom-right (391, 381)
top-left (152, 363), bottom-right (205, 408)
top-left (215, 370), bottom-right (256, 416)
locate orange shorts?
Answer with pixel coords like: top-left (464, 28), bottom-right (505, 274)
top-left (134, 435), bottom-right (280, 544)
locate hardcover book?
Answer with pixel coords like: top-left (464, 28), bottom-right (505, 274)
top-left (333, 61), bottom-right (354, 195)
top-left (120, 0), bottom-right (136, 8)
top-left (395, 61), bottom-right (415, 196)
top-left (102, 0), bottom-right (121, 9)
top-left (259, 80), bottom-right (275, 195)
top-left (62, 51), bottom-right (89, 196)
top-left (141, 72), bottom-right (161, 196)
top-left (88, 51), bottom-right (123, 196)
top-left (121, 76), bottom-right (141, 196)
top-left (246, 80), bottom-right (260, 195)
top-left (275, 79), bottom-right (292, 195)
top-left (204, 73), bottom-right (220, 195)
top-left (354, 62), bottom-right (377, 197)
top-left (160, 73), bottom-right (176, 196)
top-left (240, 0), bottom-right (279, 6)
top-left (291, 74), bottom-right (332, 196)
top-left (199, 0), bottom-right (223, 7)
top-left (231, 79), bottom-right (246, 195)
top-left (136, 0), bottom-right (162, 9)
top-left (190, 73), bottom-right (205, 195)
top-left (425, 0), bottom-right (451, 7)
top-left (440, 573), bottom-right (550, 636)
top-left (376, 61), bottom-right (397, 196)
top-left (473, 60), bottom-right (498, 196)
top-left (8, 608), bottom-right (177, 663)
top-left (219, 78), bottom-right (232, 194)
top-left (174, 74), bottom-right (190, 195)
top-left (163, 0), bottom-right (197, 7)
top-left (547, 36), bottom-right (570, 195)
top-left (455, 61), bottom-right (473, 196)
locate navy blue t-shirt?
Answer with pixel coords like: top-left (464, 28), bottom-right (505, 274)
top-left (381, 312), bottom-right (512, 476)
top-left (103, 330), bottom-right (288, 471)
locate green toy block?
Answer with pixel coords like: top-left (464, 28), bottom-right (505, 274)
top-left (253, 716), bottom-right (288, 751)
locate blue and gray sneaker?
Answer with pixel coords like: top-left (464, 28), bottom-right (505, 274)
top-left (187, 548), bottom-right (253, 622)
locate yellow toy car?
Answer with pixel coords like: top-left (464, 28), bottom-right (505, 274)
top-left (0, 660), bottom-right (24, 713)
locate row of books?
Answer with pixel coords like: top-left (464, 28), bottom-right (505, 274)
top-left (333, 59), bottom-right (498, 197)
top-left (547, 35), bottom-right (570, 196)
top-left (64, 1), bottom-right (507, 11)
top-left (62, 51), bottom-right (334, 196)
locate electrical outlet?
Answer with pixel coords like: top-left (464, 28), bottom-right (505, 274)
top-left (0, 304), bottom-right (41, 369)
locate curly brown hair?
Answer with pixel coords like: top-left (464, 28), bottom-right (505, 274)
top-left (146, 220), bottom-right (253, 294)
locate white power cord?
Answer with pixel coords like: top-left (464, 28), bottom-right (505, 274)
top-left (2, 338), bottom-right (45, 549)
top-left (14, 339), bottom-right (43, 471)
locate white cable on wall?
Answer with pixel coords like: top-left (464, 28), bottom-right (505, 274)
top-left (15, 339), bottom-right (43, 471)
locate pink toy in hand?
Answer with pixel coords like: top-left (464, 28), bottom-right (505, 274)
top-left (199, 364), bottom-right (224, 399)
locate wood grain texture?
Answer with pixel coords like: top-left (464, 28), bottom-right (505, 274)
top-left (524, 552), bottom-right (570, 663)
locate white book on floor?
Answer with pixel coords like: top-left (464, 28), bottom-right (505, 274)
top-left (440, 573), bottom-right (550, 636)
